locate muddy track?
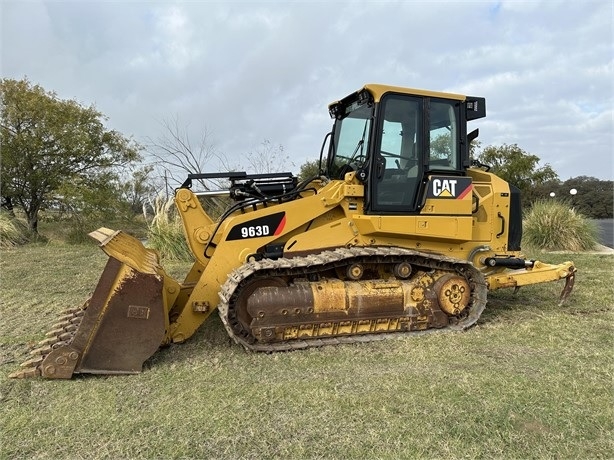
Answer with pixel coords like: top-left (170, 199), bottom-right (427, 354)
top-left (218, 246), bottom-right (488, 352)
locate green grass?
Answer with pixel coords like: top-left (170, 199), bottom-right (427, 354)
top-left (1, 245), bottom-right (612, 459)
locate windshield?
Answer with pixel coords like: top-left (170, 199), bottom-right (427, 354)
top-left (327, 103), bottom-right (372, 179)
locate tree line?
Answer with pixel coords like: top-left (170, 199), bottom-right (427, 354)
top-left (474, 143), bottom-right (612, 218)
top-left (0, 78), bottom-right (289, 237)
top-left (1, 78), bottom-right (611, 241)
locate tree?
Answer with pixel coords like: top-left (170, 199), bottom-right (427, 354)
top-left (146, 117), bottom-right (289, 182)
top-left (549, 177), bottom-right (613, 219)
top-left (244, 139), bottom-right (293, 174)
top-left (54, 171), bottom-right (133, 238)
top-left (146, 117), bottom-right (231, 219)
top-left (146, 116), bottom-right (218, 194)
top-left (475, 143), bottom-right (558, 206)
top-left (469, 139), bottom-right (481, 158)
top-left (520, 176), bottom-right (613, 219)
top-left (430, 133), bottom-right (453, 160)
top-left (560, 176), bottom-right (613, 219)
top-left (298, 159), bottom-right (322, 182)
top-left (119, 165), bottom-right (158, 215)
top-left (0, 78), bottom-right (141, 232)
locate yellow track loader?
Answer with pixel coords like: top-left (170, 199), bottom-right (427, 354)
top-left (10, 84), bottom-right (576, 379)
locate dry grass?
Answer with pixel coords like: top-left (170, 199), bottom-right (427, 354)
top-left (523, 200), bottom-right (598, 251)
top-left (0, 245), bottom-right (612, 459)
top-left (145, 196), bottom-right (192, 261)
top-left (0, 213), bottom-right (31, 248)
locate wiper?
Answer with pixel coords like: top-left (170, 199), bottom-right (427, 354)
top-left (350, 139), bottom-right (364, 160)
top-left (348, 118), bottom-right (369, 164)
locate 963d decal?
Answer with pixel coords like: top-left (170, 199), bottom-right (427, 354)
top-left (226, 212), bottom-right (286, 241)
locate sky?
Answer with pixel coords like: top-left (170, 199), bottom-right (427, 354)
top-left (1, 0), bottom-right (613, 184)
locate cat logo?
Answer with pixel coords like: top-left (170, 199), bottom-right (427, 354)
top-left (433, 179), bottom-right (457, 197)
top-left (427, 176), bottom-right (473, 200)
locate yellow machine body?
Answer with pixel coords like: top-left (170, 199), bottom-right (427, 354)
top-left (11, 84), bottom-right (576, 379)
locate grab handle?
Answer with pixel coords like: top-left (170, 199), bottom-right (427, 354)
top-left (496, 212), bottom-right (505, 238)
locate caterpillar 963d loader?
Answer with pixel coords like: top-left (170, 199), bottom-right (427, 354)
top-left (11, 84), bottom-right (576, 379)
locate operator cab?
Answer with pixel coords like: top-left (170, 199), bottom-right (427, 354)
top-left (326, 84), bottom-right (485, 214)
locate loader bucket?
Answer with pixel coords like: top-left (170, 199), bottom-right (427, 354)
top-left (10, 228), bottom-right (176, 379)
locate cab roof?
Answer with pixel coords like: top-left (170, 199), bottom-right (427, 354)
top-left (329, 83), bottom-right (467, 110)
top-left (363, 83), bottom-right (466, 102)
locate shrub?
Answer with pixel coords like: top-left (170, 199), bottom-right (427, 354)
top-left (0, 212), bottom-right (31, 248)
top-left (146, 196), bottom-right (193, 261)
top-left (65, 217), bottom-right (97, 244)
top-left (523, 199), bottom-right (598, 251)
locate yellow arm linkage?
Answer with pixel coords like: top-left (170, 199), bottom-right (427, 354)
top-left (485, 260), bottom-right (577, 306)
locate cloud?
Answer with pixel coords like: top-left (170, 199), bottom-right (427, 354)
top-left (1, 0), bottom-right (612, 181)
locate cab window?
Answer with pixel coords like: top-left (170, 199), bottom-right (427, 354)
top-left (428, 100), bottom-right (459, 171)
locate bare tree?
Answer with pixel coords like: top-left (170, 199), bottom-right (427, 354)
top-left (146, 116), bottom-right (234, 216)
top-left (245, 139), bottom-right (294, 174)
top-left (146, 115), bottom-right (220, 193)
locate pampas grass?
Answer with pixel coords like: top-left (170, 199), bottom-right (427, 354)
top-left (145, 196), bottom-right (193, 261)
top-left (523, 199), bottom-right (598, 251)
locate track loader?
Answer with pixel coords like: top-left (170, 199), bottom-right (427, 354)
top-left (10, 84), bottom-right (576, 379)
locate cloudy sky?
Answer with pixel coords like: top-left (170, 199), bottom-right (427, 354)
top-left (2, 0), bottom-right (613, 183)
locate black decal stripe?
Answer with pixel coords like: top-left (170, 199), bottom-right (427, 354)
top-left (226, 212), bottom-right (286, 241)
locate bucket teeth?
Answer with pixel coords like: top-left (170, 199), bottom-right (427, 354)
top-left (57, 313), bottom-right (76, 322)
top-left (58, 332), bottom-right (73, 342)
top-left (45, 323), bottom-right (78, 336)
top-left (8, 298), bottom-right (87, 378)
top-left (20, 355), bottom-right (44, 368)
top-left (30, 345), bottom-right (52, 356)
top-left (51, 340), bottom-right (69, 349)
top-left (45, 328), bottom-right (65, 338)
top-left (38, 336), bottom-right (60, 347)
top-left (51, 320), bottom-right (72, 329)
top-left (9, 366), bottom-right (41, 379)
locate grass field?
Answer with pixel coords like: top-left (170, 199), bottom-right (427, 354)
top-left (1, 244), bottom-right (612, 459)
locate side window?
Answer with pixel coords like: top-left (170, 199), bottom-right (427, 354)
top-left (429, 100), bottom-right (458, 170)
top-left (371, 95), bottom-right (421, 212)
top-left (329, 105), bottom-right (372, 179)
top-left (381, 119), bottom-right (402, 160)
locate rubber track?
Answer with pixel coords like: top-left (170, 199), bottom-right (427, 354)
top-left (218, 246), bottom-right (488, 352)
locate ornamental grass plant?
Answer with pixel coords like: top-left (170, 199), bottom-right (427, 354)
top-left (145, 196), bottom-right (192, 261)
top-left (523, 199), bottom-right (598, 252)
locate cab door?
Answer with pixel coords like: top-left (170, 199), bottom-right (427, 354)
top-left (369, 94), bottom-right (464, 214)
